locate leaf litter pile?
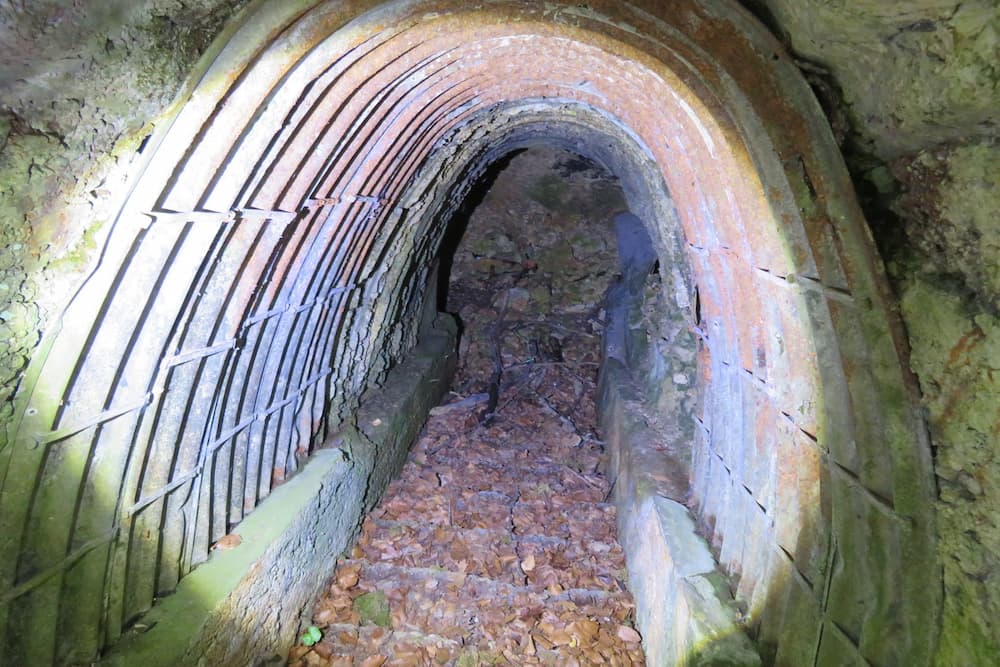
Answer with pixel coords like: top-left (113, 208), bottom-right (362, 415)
top-left (290, 148), bottom-right (645, 666)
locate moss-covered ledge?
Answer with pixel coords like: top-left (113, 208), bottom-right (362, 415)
top-left (100, 316), bottom-right (456, 666)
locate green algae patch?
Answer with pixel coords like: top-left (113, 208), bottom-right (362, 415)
top-left (353, 591), bottom-right (392, 628)
top-left (901, 276), bottom-right (1000, 664)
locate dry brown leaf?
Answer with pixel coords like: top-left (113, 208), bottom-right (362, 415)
top-left (302, 651), bottom-right (327, 667)
top-left (520, 552), bottom-right (536, 573)
top-left (523, 632), bottom-right (537, 656)
top-left (336, 566), bottom-right (361, 589)
top-left (616, 624), bottom-right (641, 643)
top-left (360, 656), bottom-right (388, 667)
top-left (574, 619), bottom-right (600, 641)
top-left (288, 645), bottom-right (310, 661)
top-left (211, 533), bottom-right (242, 551)
top-left (314, 608), bottom-right (336, 625)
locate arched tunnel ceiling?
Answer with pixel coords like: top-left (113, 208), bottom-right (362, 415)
top-left (1, 0), bottom-right (938, 664)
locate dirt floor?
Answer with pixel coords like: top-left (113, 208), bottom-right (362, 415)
top-left (289, 148), bottom-right (645, 666)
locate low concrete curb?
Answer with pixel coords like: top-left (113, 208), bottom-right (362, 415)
top-left (101, 318), bottom-right (456, 667)
top-left (600, 216), bottom-right (759, 666)
top-left (601, 358), bottom-right (761, 667)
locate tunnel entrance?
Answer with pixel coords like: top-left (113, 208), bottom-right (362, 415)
top-left (291, 147), bottom-right (659, 664)
top-left (0, 3), bottom-right (941, 664)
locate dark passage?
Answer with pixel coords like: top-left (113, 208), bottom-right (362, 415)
top-left (292, 148), bottom-right (648, 665)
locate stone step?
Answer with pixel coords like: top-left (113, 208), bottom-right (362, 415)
top-left (355, 519), bottom-right (628, 591)
top-left (310, 623), bottom-right (611, 666)
top-left (312, 560), bottom-right (638, 663)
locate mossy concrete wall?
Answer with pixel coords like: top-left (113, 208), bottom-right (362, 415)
top-left (746, 3), bottom-right (1000, 661)
top-left (598, 233), bottom-right (759, 666)
top-left (101, 316), bottom-right (455, 667)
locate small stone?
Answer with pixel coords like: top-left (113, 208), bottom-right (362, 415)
top-left (494, 287), bottom-right (531, 311)
top-left (957, 471), bottom-right (983, 496)
top-left (672, 373), bottom-right (688, 385)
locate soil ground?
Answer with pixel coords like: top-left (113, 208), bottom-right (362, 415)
top-left (290, 148), bottom-right (645, 666)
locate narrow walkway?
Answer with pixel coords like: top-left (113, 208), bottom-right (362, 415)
top-left (289, 147), bottom-right (644, 666)
top-left (290, 374), bottom-right (644, 666)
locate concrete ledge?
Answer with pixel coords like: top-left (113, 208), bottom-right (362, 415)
top-left (102, 318), bottom-right (456, 667)
top-left (600, 292), bottom-right (759, 666)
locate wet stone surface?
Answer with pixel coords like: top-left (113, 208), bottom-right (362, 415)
top-left (291, 148), bottom-right (644, 665)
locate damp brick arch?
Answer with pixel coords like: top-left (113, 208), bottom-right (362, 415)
top-left (0, 1), bottom-right (938, 664)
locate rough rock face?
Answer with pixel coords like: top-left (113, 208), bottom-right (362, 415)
top-left (902, 278), bottom-right (1000, 665)
top-left (893, 141), bottom-right (1000, 309)
top-left (748, 0), bottom-right (999, 160)
top-left (0, 0), bottom-right (248, 434)
top-left (891, 138), bottom-right (1000, 664)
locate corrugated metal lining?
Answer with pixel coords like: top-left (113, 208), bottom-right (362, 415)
top-left (0, 1), bottom-right (937, 664)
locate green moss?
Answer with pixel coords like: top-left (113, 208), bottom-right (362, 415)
top-left (527, 174), bottom-right (568, 210)
top-left (353, 591), bottom-right (392, 628)
top-left (900, 277), bottom-right (1000, 663)
top-left (937, 562), bottom-right (1000, 666)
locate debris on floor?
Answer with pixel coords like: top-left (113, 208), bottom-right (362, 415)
top-left (291, 148), bottom-right (644, 666)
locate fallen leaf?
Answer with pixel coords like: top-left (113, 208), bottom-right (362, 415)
top-left (313, 608), bottom-right (336, 625)
top-left (573, 619), bottom-right (600, 641)
top-left (211, 533), bottom-right (242, 551)
top-left (336, 567), bottom-right (360, 589)
top-left (520, 553), bottom-right (536, 573)
top-left (616, 624), bottom-right (641, 643)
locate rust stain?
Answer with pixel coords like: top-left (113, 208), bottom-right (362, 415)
top-left (946, 325), bottom-right (986, 368)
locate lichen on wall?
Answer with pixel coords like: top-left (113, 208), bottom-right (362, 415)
top-left (748, 0), bottom-right (999, 161)
top-left (893, 140), bottom-right (1000, 309)
top-left (892, 140), bottom-right (1000, 664)
top-left (901, 277), bottom-right (1000, 665)
top-left (0, 0), bottom-right (249, 442)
